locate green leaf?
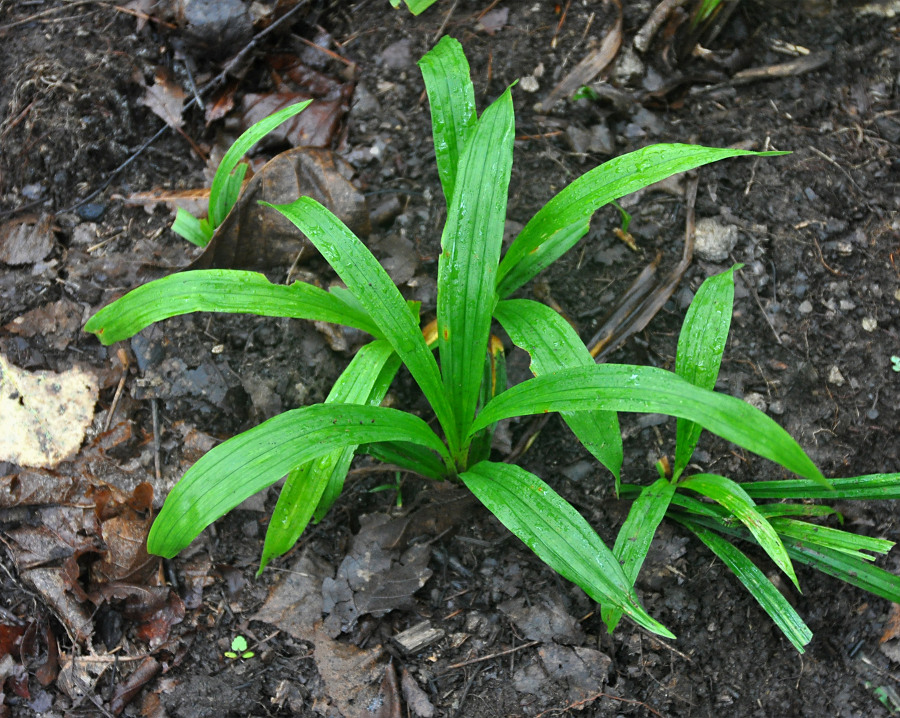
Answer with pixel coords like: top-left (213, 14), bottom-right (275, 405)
top-left (468, 337), bottom-right (507, 465)
top-left (783, 538), bottom-right (900, 604)
top-left (437, 87), bottom-right (514, 453)
top-left (674, 265), bottom-right (739, 477)
top-left (259, 340), bottom-right (400, 573)
top-left (470, 364), bottom-right (826, 485)
top-left (360, 441), bottom-right (448, 480)
top-left (147, 403), bottom-right (450, 558)
top-left (401, 0), bottom-right (438, 14)
top-left (676, 516), bottom-right (812, 652)
top-left (209, 101), bottom-right (311, 227)
top-left (172, 208), bottom-right (212, 247)
top-left (497, 145), bottom-right (788, 296)
top-left (496, 221), bottom-right (587, 299)
top-left (741, 474), bottom-right (900, 500)
top-left (494, 298), bottom-right (623, 484)
top-left (680, 474), bottom-right (798, 589)
top-left (755, 504), bottom-right (837, 520)
top-left (84, 270), bottom-right (380, 345)
top-left (603, 478), bottom-right (676, 632)
top-left (418, 36), bottom-right (477, 207)
top-left (266, 197), bottom-right (461, 457)
top-left (460, 461), bottom-right (674, 638)
top-left (768, 518), bottom-right (893, 561)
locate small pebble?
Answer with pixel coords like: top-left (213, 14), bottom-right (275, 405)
top-left (744, 392), bottom-right (768, 413)
top-left (76, 203), bottom-right (106, 221)
top-left (519, 75), bottom-right (539, 93)
top-left (862, 317), bottom-right (878, 331)
top-left (798, 300), bottom-right (813, 314)
top-left (827, 365), bottom-right (845, 386)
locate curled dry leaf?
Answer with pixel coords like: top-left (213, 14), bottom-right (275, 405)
top-left (0, 355), bottom-right (98, 469)
top-left (188, 148), bottom-right (370, 271)
top-left (140, 67), bottom-right (186, 130)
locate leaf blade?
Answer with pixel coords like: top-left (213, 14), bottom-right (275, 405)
top-left (437, 87), bottom-right (514, 450)
top-left (494, 298), bottom-right (622, 482)
top-left (267, 197), bottom-right (461, 456)
top-left (147, 403), bottom-right (449, 558)
top-left (674, 265), bottom-right (739, 476)
top-left (84, 270), bottom-right (380, 345)
top-left (417, 36), bottom-right (477, 207)
top-left (497, 145), bottom-right (788, 296)
top-left (460, 461), bottom-right (674, 638)
top-left (470, 364), bottom-right (826, 485)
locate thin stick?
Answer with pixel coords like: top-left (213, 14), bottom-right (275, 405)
top-left (103, 348), bottom-right (130, 432)
top-left (0, 0), bottom-right (106, 33)
top-left (445, 640), bottom-right (539, 670)
top-left (151, 398), bottom-right (161, 482)
top-left (432, 0), bottom-right (459, 43)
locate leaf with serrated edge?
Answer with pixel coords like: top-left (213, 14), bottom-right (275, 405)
top-left (674, 265), bottom-right (738, 477)
top-left (470, 364), bottom-right (826, 485)
top-left (494, 298), bottom-right (622, 482)
top-left (461, 461), bottom-right (674, 638)
top-left (680, 474), bottom-right (798, 589)
top-left (85, 270), bottom-right (379, 345)
top-left (147, 404), bottom-right (449, 558)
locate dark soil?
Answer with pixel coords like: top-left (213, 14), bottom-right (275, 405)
top-left (1, 1), bottom-right (899, 716)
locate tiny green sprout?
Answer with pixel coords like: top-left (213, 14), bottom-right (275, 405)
top-left (224, 635), bottom-right (254, 660)
top-left (369, 471), bottom-right (404, 508)
top-left (891, 355), bottom-right (900, 372)
top-left (571, 85), bottom-right (600, 102)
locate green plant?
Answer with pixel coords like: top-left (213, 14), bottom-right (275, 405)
top-left (388, 0), bottom-right (436, 15)
top-left (171, 102), bottom-right (311, 247)
top-left (85, 37), bottom-right (900, 648)
top-left (224, 635), bottom-right (255, 660)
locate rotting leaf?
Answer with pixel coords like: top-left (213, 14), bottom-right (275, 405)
top-left (0, 214), bottom-right (55, 265)
top-left (0, 355), bottom-right (98, 469)
top-left (373, 661), bottom-right (402, 718)
top-left (241, 92), bottom-right (345, 148)
top-left (187, 148), bottom-right (370, 271)
top-left (140, 67), bottom-right (186, 130)
top-left (2, 298), bottom-right (84, 351)
top-left (401, 667), bottom-right (435, 718)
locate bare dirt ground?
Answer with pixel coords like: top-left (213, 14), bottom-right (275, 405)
top-left (1, 1), bottom-right (899, 716)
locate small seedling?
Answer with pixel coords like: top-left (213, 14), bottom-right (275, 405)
top-left (224, 635), bottom-right (254, 660)
top-left (891, 355), bottom-right (900, 372)
top-left (86, 38), bottom-right (900, 652)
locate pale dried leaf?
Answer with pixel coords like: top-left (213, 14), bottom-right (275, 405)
top-left (0, 356), bottom-right (98, 468)
top-left (140, 68), bottom-right (186, 130)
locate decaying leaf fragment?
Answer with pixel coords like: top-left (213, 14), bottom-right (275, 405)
top-left (188, 147), bottom-right (370, 271)
top-left (0, 356), bottom-right (98, 468)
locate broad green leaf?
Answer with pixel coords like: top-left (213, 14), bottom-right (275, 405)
top-left (769, 518), bottom-right (893, 561)
top-left (496, 221), bottom-right (587, 299)
top-left (497, 145), bottom-right (788, 296)
top-left (469, 364), bottom-right (826, 485)
top-left (603, 478), bottom-right (676, 632)
top-left (400, 0), bottom-right (437, 14)
top-left (741, 474), bottom-right (900, 500)
top-left (674, 265), bottom-right (739, 478)
top-left (676, 516), bottom-right (812, 652)
top-left (267, 197), bottom-right (461, 457)
top-left (219, 163), bottom-right (248, 223)
top-left (209, 100), bottom-right (311, 227)
top-left (437, 87), bottom-right (514, 453)
top-left (260, 341), bottom-right (400, 572)
top-left (418, 36), bottom-right (477, 207)
top-left (783, 538), bottom-right (900, 604)
top-left (460, 461), bottom-right (674, 638)
top-left (172, 208), bottom-right (211, 247)
top-left (680, 474), bottom-right (798, 589)
top-left (84, 270), bottom-right (379, 345)
top-left (147, 403), bottom-right (450, 558)
top-left (495, 298), bottom-right (622, 484)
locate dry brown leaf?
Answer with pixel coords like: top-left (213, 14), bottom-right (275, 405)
top-left (2, 298), bottom-right (83, 351)
top-left (0, 214), bottom-right (55, 265)
top-left (140, 67), bottom-right (186, 130)
top-left (116, 187), bottom-right (212, 219)
top-left (241, 91), bottom-right (345, 148)
top-left (188, 147), bottom-right (370, 271)
top-left (0, 355), bottom-right (98, 469)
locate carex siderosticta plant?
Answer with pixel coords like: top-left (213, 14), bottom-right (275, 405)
top-left (86, 37), bottom-right (900, 650)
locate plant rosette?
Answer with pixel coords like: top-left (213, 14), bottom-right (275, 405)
top-left (86, 37), bottom-right (900, 651)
